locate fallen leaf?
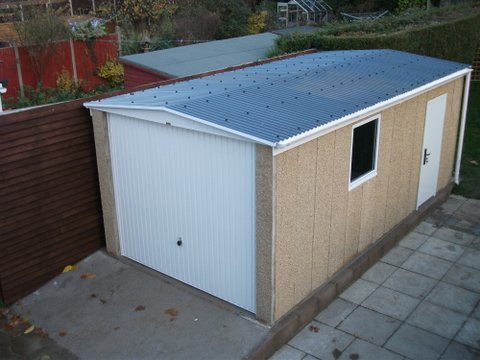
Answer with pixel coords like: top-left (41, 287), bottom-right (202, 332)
top-left (58, 331), bottom-right (67, 337)
top-left (470, 160), bottom-right (479, 166)
top-left (62, 265), bottom-right (78, 273)
top-left (24, 324), bottom-right (35, 334)
top-left (113, 326), bottom-right (120, 331)
top-left (165, 308), bottom-right (178, 317)
top-left (40, 355), bottom-right (51, 360)
top-left (34, 328), bottom-right (48, 337)
top-left (135, 305), bottom-right (145, 312)
top-left (309, 325), bottom-right (319, 333)
top-left (90, 293), bottom-right (97, 298)
top-left (100, 299), bottom-right (107, 304)
top-left (80, 272), bottom-right (96, 279)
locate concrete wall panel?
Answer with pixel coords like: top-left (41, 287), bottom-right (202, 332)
top-left (311, 133), bottom-right (335, 289)
top-left (345, 186), bottom-right (363, 262)
top-left (372, 108), bottom-right (394, 241)
top-left (327, 127), bottom-right (351, 277)
top-left (438, 78), bottom-right (464, 190)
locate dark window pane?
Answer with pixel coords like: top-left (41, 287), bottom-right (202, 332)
top-left (351, 119), bottom-right (377, 182)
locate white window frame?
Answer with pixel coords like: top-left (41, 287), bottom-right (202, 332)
top-left (349, 115), bottom-right (381, 191)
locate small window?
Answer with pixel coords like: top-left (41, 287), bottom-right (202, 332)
top-left (350, 116), bottom-right (380, 188)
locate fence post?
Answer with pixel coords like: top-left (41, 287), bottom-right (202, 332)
top-left (116, 27), bottom-right (122, 56)
top-left (12, 41), bottom-right (24, 98)
top-left (69, 38), bottom-right (79, 82)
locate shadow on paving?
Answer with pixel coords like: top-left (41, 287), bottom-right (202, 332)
top-left (2, 251), bottom-right (268, 360)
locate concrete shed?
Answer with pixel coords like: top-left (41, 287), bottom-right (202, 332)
top-left (85, 50), bottom-right (471, 325)
top-left (120, 32), bottom-right (279, 88)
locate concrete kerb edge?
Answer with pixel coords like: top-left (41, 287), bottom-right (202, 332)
top-left (245, 182), bottom-right (454, 360)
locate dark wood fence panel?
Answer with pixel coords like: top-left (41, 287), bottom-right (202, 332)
top-left (0, 101), bottom-right (105, 304)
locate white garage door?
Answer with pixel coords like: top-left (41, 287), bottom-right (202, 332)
top-left (108, 114), bottom-right (256, 312)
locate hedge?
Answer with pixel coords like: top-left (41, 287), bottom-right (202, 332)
top-left (270, 11), bottom-right (480, 64)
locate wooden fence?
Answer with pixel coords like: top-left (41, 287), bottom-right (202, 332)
top-left (0, 34), bottom-right (119, 101)
top-left (0, 99), bottom-right (105, 304)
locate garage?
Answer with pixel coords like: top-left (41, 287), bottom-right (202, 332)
top-left (86, 49), bottom-right (470, 325)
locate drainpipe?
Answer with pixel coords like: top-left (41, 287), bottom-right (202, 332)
top-left (454, 71), bottom-right (472, 185)
top-left (0, 83), bottom-right (6, 113)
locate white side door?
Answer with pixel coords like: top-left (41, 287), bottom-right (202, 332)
top-left (417, 94), bottom-right (447, 209)
top-left (108, 114), bottom-right (256, 312)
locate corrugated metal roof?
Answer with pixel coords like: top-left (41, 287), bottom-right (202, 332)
top-left (120, 33), bottom-right (278, 78)
top-left (87, 49), bottom-right (469, 145)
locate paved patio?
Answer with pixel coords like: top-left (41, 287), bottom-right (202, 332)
top-left (270, 195), bottom-right (480, 360)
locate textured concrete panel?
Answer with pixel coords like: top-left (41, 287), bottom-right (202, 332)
top-left (408, 93), bottom-right (428, 211)
top-left (293, 141), bottom-right (318, 305)
top-left (372, 108), bottom-right (394, 240)
top-left (358, 179), bottom-right (376, 250)
top-left (274, 147), bottom-right (299, 319)
top-left (255, 144), bottom-right (274, 324)
top-left (312, 133), bottom-right (335, 289)
top-left (328, 127), bottom-right (351, 277)
top-left (91, 110), bottom-right (121, 256)
top-left (385, 103), bottom-right (408, 230)
top-left (345, 185), bottom-right (363, 261)
top-left (438, 78), bottom-right (464, 190)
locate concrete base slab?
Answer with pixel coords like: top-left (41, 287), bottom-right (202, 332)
top-left (12, 251), bottom-right (268, 360)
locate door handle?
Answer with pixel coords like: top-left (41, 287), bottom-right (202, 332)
top-left (423, 148), bottom-right (431, 165)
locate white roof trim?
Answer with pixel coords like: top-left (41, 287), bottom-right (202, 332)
top-left (273, 68), bottom-right (472, 156)
top-left (85, 103), bottom-right (276, 147)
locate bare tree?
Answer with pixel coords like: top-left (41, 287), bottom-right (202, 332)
top-left (14, 3), bottom-right (69, 81)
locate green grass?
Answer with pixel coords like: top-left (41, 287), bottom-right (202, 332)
top-left (453, 81), bottom-right (480, 199)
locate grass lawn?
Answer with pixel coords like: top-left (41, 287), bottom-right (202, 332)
top-left (453, 80), bottom-right (480, 199)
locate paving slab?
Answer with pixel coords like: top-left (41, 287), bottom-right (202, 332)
top-left (338, 338), bottom-right (403, 360)
top-left (440, 196), bottom-right (466, 214)
top-left (455, 318), bottom-right (480, 350)
top-left (314, 298), bottom-right (357, 327)
top-left (288, 322), bottom-right (354, 360)
top-left (414, 221), bottom-right (438, 235)
top-left (400, 251), bottom-right (453, 280)
top-left (269, 345), bottom-right (305, 360)
top-left (338, 306), bottom-right (401, 346)
top-left (443, 264), bottom-right (480, 293)
top-left (432, 227), bottom-right (476, 246)
top-left (12, 251), bottom-right (267, 360)
top-left (339, 279), bottom-right (378, 305)
top-left (382, 268), bottom-right (437, 299)
top-left (425, 281), bottom-right (480, 315)
top-left (380, 247), bottom-right (413, 266)
top-left (418, 237), bottom-right (465, 262)
top-left (398, 231), bottom-right (428, 250)
top-left (361, 262), bottom-right (397, 285)
top-left (385, 323), bottom-right (449, 360)
top-left (406, 301), bottom-right (467, 338)
top-left (362, 286), bottom-right (420, 321)
top-left (457, 249), bottom-right (480, 271)
top-left (440, 341), bottom-right (480, 360)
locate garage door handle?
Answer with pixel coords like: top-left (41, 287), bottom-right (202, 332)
top-left (177, 238), bottom-right (182, 246)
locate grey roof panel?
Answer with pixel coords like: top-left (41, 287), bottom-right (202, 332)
top-left (90, 49), bottom-right (469, 144)
top-left (120, 33), bottom-right (278, 77)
